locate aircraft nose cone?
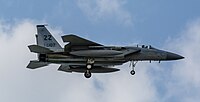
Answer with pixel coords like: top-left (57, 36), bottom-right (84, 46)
top-left (166, 52), bottom-right (184, 60)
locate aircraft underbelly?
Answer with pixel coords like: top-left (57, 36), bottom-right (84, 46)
top-left (47, 58), bottom-right (125, 66)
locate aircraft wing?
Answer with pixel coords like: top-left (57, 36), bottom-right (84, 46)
top-left (61, 34), bottom-right (102, 46)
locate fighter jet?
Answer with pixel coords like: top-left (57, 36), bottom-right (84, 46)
top-left (27, 25), bottom-right (184, 78)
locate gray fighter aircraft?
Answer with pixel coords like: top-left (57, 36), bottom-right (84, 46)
top-left (27, 25), bottom-right (184, 78)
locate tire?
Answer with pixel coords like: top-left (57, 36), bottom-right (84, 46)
top-left (84, 70), bottom-right (92, 78)
top-left (130, 70), bottom-right (135, 75)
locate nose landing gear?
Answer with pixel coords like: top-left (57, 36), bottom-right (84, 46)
top-left (130, 61), bottom-right (138, 75)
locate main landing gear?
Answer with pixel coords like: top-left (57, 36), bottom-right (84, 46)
top-left (130, 61), bottom-right (138, 75)
top-left (84, 58), bottom-right (95, 78)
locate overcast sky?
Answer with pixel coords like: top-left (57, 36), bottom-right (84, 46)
top-left (0, 0), bottom-right (200, 102)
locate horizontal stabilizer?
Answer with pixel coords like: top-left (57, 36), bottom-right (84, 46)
top-left (28, 45), bottom-right (53, 53)
top-left (27, 60), bottom-right (48, 69)
top-left (62, 34), bottom-right (102, 46)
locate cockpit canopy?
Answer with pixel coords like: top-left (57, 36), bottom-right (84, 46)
top-left (137, 45), bottom-right (156, 49)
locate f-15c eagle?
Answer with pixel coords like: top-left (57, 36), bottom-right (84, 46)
top-left (27, 25), bottom-right (184, 78)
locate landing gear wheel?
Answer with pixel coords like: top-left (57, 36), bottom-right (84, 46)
top-left (84, 70), bottom-right (92, 78)
top-left (130, 70), bottom-right (135, 75)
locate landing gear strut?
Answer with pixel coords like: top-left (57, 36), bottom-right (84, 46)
top-left (86, 58), bottom-right (94, 69)
top-left (84, 58), bottom-right (95, 78)
top-left (130, 61), bottom-right (138, 75)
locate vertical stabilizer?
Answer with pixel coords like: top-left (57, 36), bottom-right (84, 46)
top-left (36, 25), bottom-right (62, 51)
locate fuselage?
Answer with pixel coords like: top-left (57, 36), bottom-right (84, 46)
top-left (41, 45), bottom-right (183, 67)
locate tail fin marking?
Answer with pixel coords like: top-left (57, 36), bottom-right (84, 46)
top-left (36, 25), bottom-right (62, 51)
